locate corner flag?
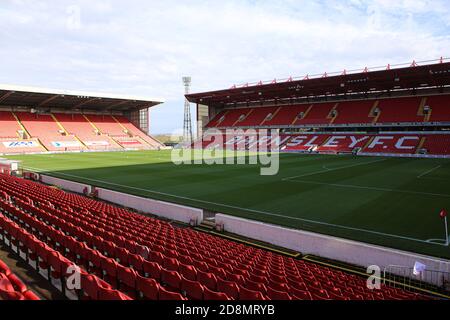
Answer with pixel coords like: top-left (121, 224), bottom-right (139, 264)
top-left (440, 209), bottom-right (449, 246)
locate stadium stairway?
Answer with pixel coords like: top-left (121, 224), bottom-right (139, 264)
top-left (53, 113), bottom-right (123, 152)
top-left (112, 115), bottom-right (164, 149)
top-left (0, 173), bottom-right (439, 300)
top-left (11, 112), bottom-right (31, 139)
top-left (82, 115), bottom-right (124, 150)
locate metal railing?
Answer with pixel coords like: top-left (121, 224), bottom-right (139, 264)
top-left (231, 57), bottom-right (450, 88)
top-left (383, 265), bottom-right (450, 296)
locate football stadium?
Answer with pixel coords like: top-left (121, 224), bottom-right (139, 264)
top-left (1, 59), bottom-right (450, 304)
top-left (1, 2), bottom-right (450, 312)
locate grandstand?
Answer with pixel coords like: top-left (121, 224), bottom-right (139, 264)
top-left (0, 84), bottom-right (165, 154)
top-left (188, 60), bottom-right (450, 157)
top-left (1, 60), bottom-right (450, 302)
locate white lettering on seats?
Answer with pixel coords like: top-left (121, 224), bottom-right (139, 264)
top-left (323, 136), bottom-right (346, 148)
top-left (395, 136), bottom-right (419, 150)
top-left (286, 136), bottom-right (307, 147)
top-left (349, 136), bottom-right (370, 148)
top-left (367, 136), bottom-right (394, 149)
top-left (304, 136), bottom-right (320, 147)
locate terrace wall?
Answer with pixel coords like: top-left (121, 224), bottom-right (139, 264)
top-left (215, 214), bottom-right (450, 286)
top-left (41, 175), bottom-right (91, 195)
top-left (97, 188), bottom-right (204, 225)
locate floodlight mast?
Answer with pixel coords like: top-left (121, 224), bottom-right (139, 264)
top-left (183, 77), bottom-right (193, 144)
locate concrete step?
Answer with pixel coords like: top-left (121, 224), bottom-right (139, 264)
top-left (199, 219), bottom-right (216, 231)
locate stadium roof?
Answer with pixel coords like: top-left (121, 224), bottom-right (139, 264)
top-left (0, 84), bottom-right (164, 112)
top-left (186, 58), bottom-right (450, 106)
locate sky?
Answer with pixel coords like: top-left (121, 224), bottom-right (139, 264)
top-left (0, 0), bottom-right (449, 134)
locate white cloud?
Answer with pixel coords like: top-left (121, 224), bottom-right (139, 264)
top-left (0, 0), bottom-right (449, 134)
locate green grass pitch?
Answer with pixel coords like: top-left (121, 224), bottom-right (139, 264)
top-left (6, 150), bottom-right (450, 259)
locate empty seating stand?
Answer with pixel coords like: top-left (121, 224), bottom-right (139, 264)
top-left (53, 113), bottom-right (118, 151)
top-left (15, 112), bottom-right (81, 152)
top-left (422, 135), bottom-right (450, 155)
top-left (375, 97), bottom-right (424, 123)
top-left (216, 109), bottom-right (250, 128)
top-left (426, 96), bottom-right (450, 122)
top-left (0, 174), bottom-right (431, 300)
top-left (0, 111), bottom-right (44, 154)
top-left (333, 101), bottom-right (374, 125)
top-left (264, 105), bottom-right (310, 127)
top-left (238, 107), bottom-right (279, 127)
top-left (296, 103), bottom-right (334, 126)
top-left (0, 111), bottom-right (21, 138)
top-left (113, 115), bottom-right (163, 149)
top-left (85, 115), bottom-right (127, 136)
top-left (204, 95), bottom-right (450, 129)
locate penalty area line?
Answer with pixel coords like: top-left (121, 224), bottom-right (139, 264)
top-left (282, 158), bottom-right (387, 181)
top-left (284, 179), bottom-right (450, 198)
top-left (417, 165), bottom-right (442, 179)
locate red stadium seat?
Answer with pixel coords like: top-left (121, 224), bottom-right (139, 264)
top-left (160, 268), bottom-right (182, 292)
top-left (291, 287), bottom-right (313, 300)
top-left (266, 286), bottom-right (292, 300)
top-left (244, 278), bottom-right (267, 294)
top-left (0, 259), bottom-right (11, 276)
top-left (128, 253), bottom-right (144, 274)
top-left (197, 270), bottom-right (217, 291)
top-left (22, 290), bottom-right (40, 300)
top-left (100, 257), bottom-right (119, 286)
top-left (217, 277), bottom-right (240, 300)
top-left (80, 272), bottom-right (98, 300)
top-left (163, 257), bottom-right (180, 272)
top-left (239, 286), bottom-right (266, 300)
top-left (115, 247), bottom-right (130, 266)
top-left (98, 287), bottom-right (133, 300)
top-left (136, 274), bottom-right (159, 300)
top-left (159, 286), bottom-right (186, 301)
top-left (0, 275), bottom-right (26, 300)
top-left (181, 276), bottom-right (204, 300)
top-left (117, 265), bottom-right (137, 294)
top-left (225, 271), bottom-right (245, 285)
top-left (179, 263), bottom-right (197, 281)
top-left (203, 286), bottom-right (232, 301)
top-left (143, 260), bottom-right (161, 280)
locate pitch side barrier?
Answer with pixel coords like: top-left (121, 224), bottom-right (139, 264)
top-left (357, 153), bottom-right (450, 159)
top-left (0, 147), bottom-right (158, 156)
top-left (217, 121), bottom-right (450, 130)
top-left (280, 150), bottom-right (450, 159)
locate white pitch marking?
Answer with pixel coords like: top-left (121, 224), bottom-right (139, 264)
top-left (282, 158), bottom-right (387, 181)
top-left (285, 179), bottom-right (450, 198)
top-left (417, 165), bottom-right (442, 179)
top-left (426, 239), bottom-right (447, 244)
top-left (22, 165), bottom-right (447, 247)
